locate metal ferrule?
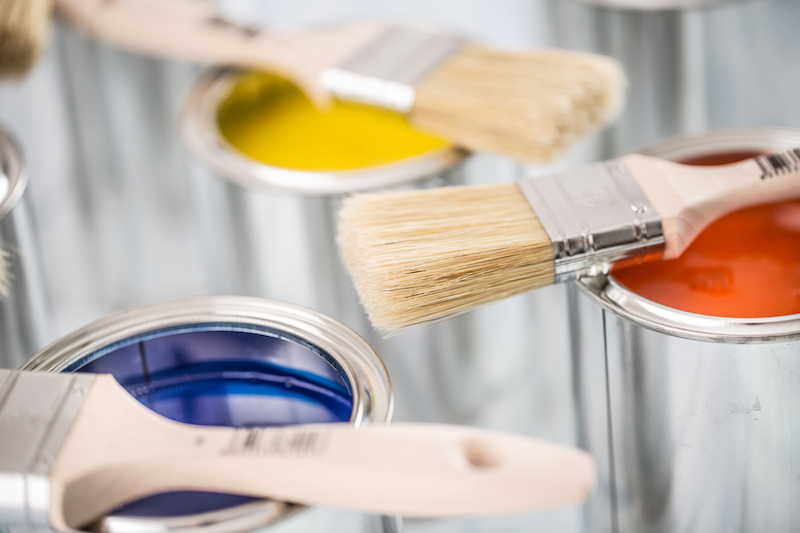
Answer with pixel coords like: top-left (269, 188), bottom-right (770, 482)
top-left (518, 160), bottom-right (664, 283)
top-left (0, 369), bottom-right (95, 533)
top-left (320, 26), bottom-right (464, 113)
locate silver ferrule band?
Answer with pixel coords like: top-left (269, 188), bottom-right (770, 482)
top-left (0, 369), bottom-right (95, 532)
top-left (518, 160), bottom-right (665, 283)
top-left (320, 26), bottom-right (464, 113)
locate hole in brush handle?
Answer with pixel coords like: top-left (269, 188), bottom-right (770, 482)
top-left (462, 438), bottom-right (504, 469)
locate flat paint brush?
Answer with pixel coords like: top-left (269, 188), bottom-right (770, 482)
top-left (0, 0), bottom-right (51, 77)
top-left (55, 0), bottom-right (625, 162)
top-left (0, 369), bottom-right (596, 530)
top-left (338, 148), bottom-right (800, 333)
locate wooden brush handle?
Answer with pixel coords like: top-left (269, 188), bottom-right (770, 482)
top-left (48, 375), bottom-right (595, 530)
top-left (623, 148), bottom-right (800, 258)
top-left (54, 0), bottom-right (383, 106)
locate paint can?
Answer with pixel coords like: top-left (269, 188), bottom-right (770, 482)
top-left (549, 0), bottom-right (800, 159)
top-left (21, 296), bottom-right (397, 533)
top-left (569, 127), bottom-right (800, 532)
top-left (0, 125), bottom-right (51, 369)
top-left (181, 68), bottom-right (471, 422)
top-left (181, 70), bottom-right (583, 533)
top-left (181, 68), bottom-right (466, 321)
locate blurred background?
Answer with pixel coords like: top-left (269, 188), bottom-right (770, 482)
top-left (1, 0), bottom-right (799, 531)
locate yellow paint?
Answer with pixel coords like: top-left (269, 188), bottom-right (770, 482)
top-left (217, 73), bottom-right (447, 171)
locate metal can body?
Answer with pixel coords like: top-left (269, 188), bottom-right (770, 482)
top-left (0, 127), bottom-right (51, 369)
top-left (21, 296), bottom-right (396, 533)
top-left (570, 128), bottom-right (800, 532)
top-left (550, 0), bottom-right (800, 159)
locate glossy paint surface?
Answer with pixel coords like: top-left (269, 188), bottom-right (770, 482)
top-left (614, 151), bottom-right (800, 317)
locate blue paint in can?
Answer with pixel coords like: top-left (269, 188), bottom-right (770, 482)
top-left (70, 326), bottom-right (354, 517)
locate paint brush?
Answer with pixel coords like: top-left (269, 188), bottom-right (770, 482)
top-left (0, 0), bottom-right (51, 77)
top-left (0, 369), bottom-right (596, 530)
top-left (54, 0), bottom-right (625, 162)
top-left (338, 148), bottom-right (800, 333)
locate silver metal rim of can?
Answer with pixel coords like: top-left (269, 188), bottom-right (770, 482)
top-left (21, 295), bottom-right (394, 533)
top-left (180, 66), bottom-right (470, 196)
top-left (0, 124), bottom-right (28, 222)
top-left (578, 126), bottom-right (800, 343)
top-left (565, 0), bottom-right (739, 10)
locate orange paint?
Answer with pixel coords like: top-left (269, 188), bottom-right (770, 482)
top-left (613, 151), bottom-right (800, 318)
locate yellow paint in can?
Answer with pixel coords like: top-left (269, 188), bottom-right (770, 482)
top-left (217, 73), bottom-right (447, 171)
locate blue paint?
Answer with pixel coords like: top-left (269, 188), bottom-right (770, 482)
top-left (71, 327), bottom-right (354, 518)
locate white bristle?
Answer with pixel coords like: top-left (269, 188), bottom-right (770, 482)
top-left (411, 45), bottom-right (626, 162)
top-left (338, 183), bottom-right (556, 334)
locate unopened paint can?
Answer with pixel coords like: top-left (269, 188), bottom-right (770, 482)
top-left (570, 127), bottom-right (800, 533)
top-left (21, 296), bottom-right (397, 533)
top-left (0, 125), bottom-right (51, 369)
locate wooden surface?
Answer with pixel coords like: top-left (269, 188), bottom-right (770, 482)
top-left (48, 374), bottom-right (596, 530)
top-left (623, 151), bottom-right (800, 258)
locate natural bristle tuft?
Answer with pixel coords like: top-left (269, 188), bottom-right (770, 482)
top-left (0, 0), bottom-right (51, 78)
top-left (338, 183), bottom-right (556, 334)
top-left (411, 45), bottom-right (626, 162)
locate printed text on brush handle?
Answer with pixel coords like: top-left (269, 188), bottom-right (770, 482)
top-left (223, 428), bottom-right (331, 457)
top-left (756, 148), bottom-right (800, 179)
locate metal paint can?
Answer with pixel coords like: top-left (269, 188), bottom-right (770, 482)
top-left (549, 0), bottom-right (800, 161)
top-left (570, 127), bottom-right (800, 532)
top-left (21, 296), bottom-right (397, 533)
top-left (181, 68), bottom-right (473, 424)
top-left (181, 70), bottom-right (582, 533)
top-left (181, 67), bottom-right (467, 321)
top-left (0, 126), bottom-right (51, 369)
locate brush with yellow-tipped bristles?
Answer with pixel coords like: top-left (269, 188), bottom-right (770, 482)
top-left (56, 0), bottom-right (625, 162)
top-left (339, 148), bottom-right (800, 335)
top-left (0, 0), bottom-right (52, 77)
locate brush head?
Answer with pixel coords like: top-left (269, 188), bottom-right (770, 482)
top-left (338, 182), bottom-right (556, 334)
top-left (0, 0), bottom-right (51, 77)
top-left (410, 45), bottom-right (626, 162)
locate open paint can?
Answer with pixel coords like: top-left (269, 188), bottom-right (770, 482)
top-left (21, 296), bottom-right (396, 533)
top-left (181, 68), bottom-right (466, 324)
top-left (0, 125), bottom-right (51, 369)
top-left (570, 127), bottom-right (800, 532)
top-left (181, 75), bottom-right (579, 523)
top-left (181, 69), bottom-right (475, 425)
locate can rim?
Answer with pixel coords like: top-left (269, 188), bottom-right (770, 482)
top-left (0, 125), bottom-right (28, 222)
top-left (21, 296), bottom-right (393, 531)
top-left (579, 126), bottom-right (800, 343)
top-left (180, 66), bottom-right (469, 196)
